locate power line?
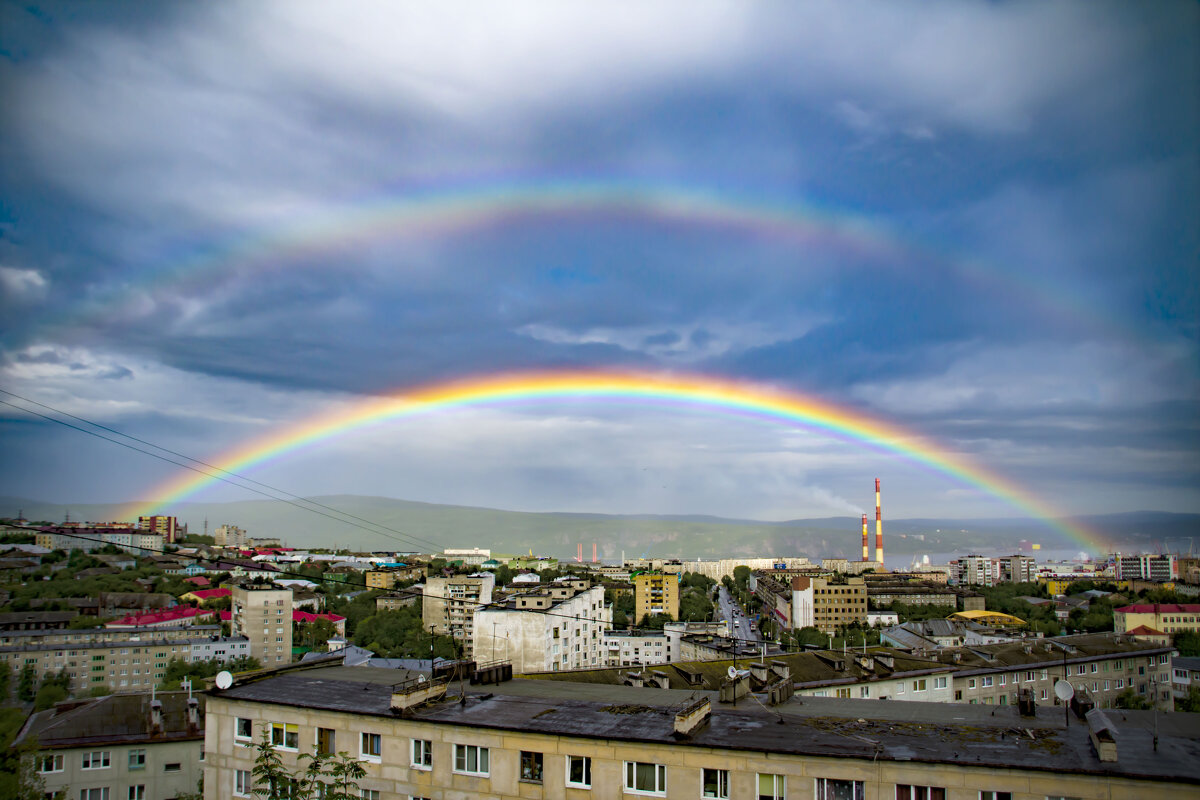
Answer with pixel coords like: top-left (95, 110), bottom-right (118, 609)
top-left (0, 389), bottom-right (446, 553)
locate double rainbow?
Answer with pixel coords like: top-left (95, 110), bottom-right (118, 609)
top-left (130, 369), bottom-right (1105, 552)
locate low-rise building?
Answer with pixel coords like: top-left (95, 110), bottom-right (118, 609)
top-left (602, 629), bottom-right (670, 667)
top-left (942, 633), bottom-right (1176, 710)
top-left (202, 660), bottom-right (1200, 800)
top-left (21, 691), bottom-right (202, 799)
top-left (1170, 655), bottom-right (1200, 704)
top-left (1115, 603), bottom-right (1200, 635)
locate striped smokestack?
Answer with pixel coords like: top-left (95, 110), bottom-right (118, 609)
top-left (861, 514), bottom-right (869, 561)
top-left (874, 477), bottom-right (884, 564)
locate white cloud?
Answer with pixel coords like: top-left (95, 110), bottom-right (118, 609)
top-left (0, 266), bottom-right (48, 301)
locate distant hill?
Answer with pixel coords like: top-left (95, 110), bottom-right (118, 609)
top-left (4, 495), bottom-right (1197, 560)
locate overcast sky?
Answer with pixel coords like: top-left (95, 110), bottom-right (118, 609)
top-left (0, 1), bottom-right (1196, 524)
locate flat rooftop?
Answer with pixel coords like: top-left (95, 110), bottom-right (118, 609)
top-left (212, 663), bottom-right (1200, 784)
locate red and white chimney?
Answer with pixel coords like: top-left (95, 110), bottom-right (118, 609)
top-left (874, 478), bottom-right (884, 564)
top-left (861, 514), bottom-right (869, 561)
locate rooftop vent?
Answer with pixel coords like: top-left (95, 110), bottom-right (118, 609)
top-left (673, 697), bottom-right (711, 737)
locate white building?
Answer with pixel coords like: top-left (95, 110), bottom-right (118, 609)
top-left (214, 524), bottom-right (248, 548)
top-left (949, 554), bottom-right (994, 586)
top-left (681, 557), bottom-right (811, 581)
top-left (602, 630), bottom-right (670, 667)
top-left (443, 547), bottom-right (491, 566)
top-left (1116, 554), bottom-right (1178, 582)
top-left (474, 585), bottom-right (610, 673)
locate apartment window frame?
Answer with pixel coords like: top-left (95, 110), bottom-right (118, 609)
top-left (360, 791), bottom-right (381, 800)
top-left (79, 790), bottom-right (109, 800)
top-left (128, 748), bottom-right (146, 770)
top-left (566, 754), bottom-right (592, 788)
top-left (623, 760), bottom-right (667, 796)
top-left (913, 678), bottom-right (928, 692)
top-left (520, 750), bottom-right (544, 784)
top-left (271, 722), bottom-right (299, 751)
top-left (981, 676), bottom-right (994, 688)
top-left (127, 786), bottom-right (146, 800)
top-left (934, 676), bottom-right (947, 690)
top-left (81, 750), bottom-right (111, 770)
top-left (360, 732), bottom-right (382, 763)
top-left (980, 793), bottom-right (1012, 800)
top-left (702, 767), bottom-right (730, 798)
top-left (815, 777), bottom-right (865, 800)
top-left (38, 754), bottom-right (64, 773)
top-left (453, 743), bottom-right (489, 776)
top-left (758, 772), bottom-right (786, 800)
top-left (234, 768), bottom-right (252, 797)
top-left (316, 727), bottom-right (336, 757)
top-left (410, 738), bottom-right (432, 770)
top-left (896, 786), bottom-right (945, 800)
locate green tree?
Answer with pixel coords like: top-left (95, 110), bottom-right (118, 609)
top-left (157, 656), bottom-right (261, 690)
top-left (16, 664), bottom-right (36, 702)
top-left (732, 566), bottom-right (751, 592)
top-left (249, 727), bottom-right (364, 800)
top-left (493, 564), bottom-right (513, 585)
top-left (638, 613), bottom-right (672, 631)
top-left (1113, 688), bottom-right (1152, 710)
top-left (1174, 631), bottom-right (1200, 658)
top-left (1175, 686), bottom-right (1200, 713)
top-left (0, 664), bottom-right (10, 702)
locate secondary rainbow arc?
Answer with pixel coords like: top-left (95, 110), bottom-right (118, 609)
top-left (130, 370), bottom-right (1105, 551)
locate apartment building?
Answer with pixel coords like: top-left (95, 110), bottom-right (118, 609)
top-left (214, 524), bottom-right (248, 548)
top-left (231, 584), bottom-right (293, 667)
top-left (949, 554), bottom-right (994, 586)
top-left (34, 526), bottom-right (165, 556)
top-left (423, 574), bottom-right (495, 657)
top-left (19, 692), bottom-right (204, 800)
top-left (810, 576), bottom-right (867, 634)
top-left (751, 572), bottom-right (815, 630)
top-left (202, 661), bottom-right (1200, 800)
top-left (943, 633), bottom-right (1177, 710)
top-left (138, 514), bottom-right (180, 543)
top-left (996, 554), bottom-right (1037, 583)
top-left (632, 572), bottom-right (679, 621)
top-left (1116, 554), bottom-right (1179, 581)
top-left (601, 629), bottom-right (669, 667)
top-left (474, 585), bottom-right (609, 673)
top-left (364, 564), bottom-right (424, 589)
top-left (0, 631), bottom-right (250, 695)
top-left (1115, 603), bottom-right (1200, 635)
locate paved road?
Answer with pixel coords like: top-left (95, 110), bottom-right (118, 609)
top-left (716, 585), bottom-right (761, 644)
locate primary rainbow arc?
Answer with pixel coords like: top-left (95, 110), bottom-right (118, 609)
top-left (130, 370), bottom-right (1104, 551)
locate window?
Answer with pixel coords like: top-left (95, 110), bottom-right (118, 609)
top-left (896, 787), bottom-right (945, 800)
top-left (234, 769), bottom-right (253, 796)
top-left (127, 788), bottom-right (145, 800)
top-left (913, 679), bottom-right (927, 692)
top-left (164, 763), bottom-right (181, 773)
top-left (453, 744), bottom-right (489, 776)
top-left (80, 791), bottom-right (109, 800)
top-left (980, 793), bottom-right (1011, 800)
top-left (520, 751), bottom-right (543, 783)
top-left (82, 750), bottom-right (111, 769)
top-left (271, 722), bottom-right (299, 750)
top-left (411, 738), bottom-right (432, 769)
top-left (624, 761), bottom-right (666, 795)
top-left (567, 755), bottom-right (592, 788)
top-left (968, 679), bottom-right (976, 689)
top-left (982, 676), bottom-right (994, 687)
top-left (933, 676), bottom-right (947, 689)
top-left (38, 754), bottom-right (64, 773)
top-left (815, 777), bottom-right (865, 800)
top-left (703, 768), bottom-right (730, 798)
top-left (361, 792), bottom-right (380, 800)
top-left (360, 732), bottom-right (382, 762)
top-left (758, 773), bottom-right (785, 800)
top-left (128, 749), bottom-right (146, 770)
top-left (316, 728), bottom-right (335, 756)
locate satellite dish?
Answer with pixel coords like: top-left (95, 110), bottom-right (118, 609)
top-left (417, 674), bottom-right (427, 684)
top-left (727, 666), bottom-right (739, 680)
top-left (215, 671), bottom-right (233, 690)
top-left (1053, 680), bottom-right (1074, 702)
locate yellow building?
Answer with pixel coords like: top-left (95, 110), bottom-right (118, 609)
top-left (949, 609), bottom-right (1026, 628)
top-left (810, 576), bottom-right (867, 634)
top-left (201, 661), bottom-right (1200, 800)
top-left (1115, 603), bottom-right (1200, 635)
top-left (633, 572), bottom-right (679, 621)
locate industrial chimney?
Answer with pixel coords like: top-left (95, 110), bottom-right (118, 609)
top-left (874, 478), bottom-right (884, 564)
top-left (861, 514), bottom-right (869, 561)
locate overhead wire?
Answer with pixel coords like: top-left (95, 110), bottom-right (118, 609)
top-left (0, 389), bottom-right (447, 553)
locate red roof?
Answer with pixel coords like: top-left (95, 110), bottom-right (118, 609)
top-left (185, 587), bottom-right (232, 601)
top-left (108, 606), bottom-right (215, 627)
top-left (1126, 625), bottom-right (1167, 635)
top-left (1115, 604), bottom-right (1200, 613)
top-left (183, 576), bottom-right (211, 586)
top-left (293, 610), bottom-right (346, 624)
